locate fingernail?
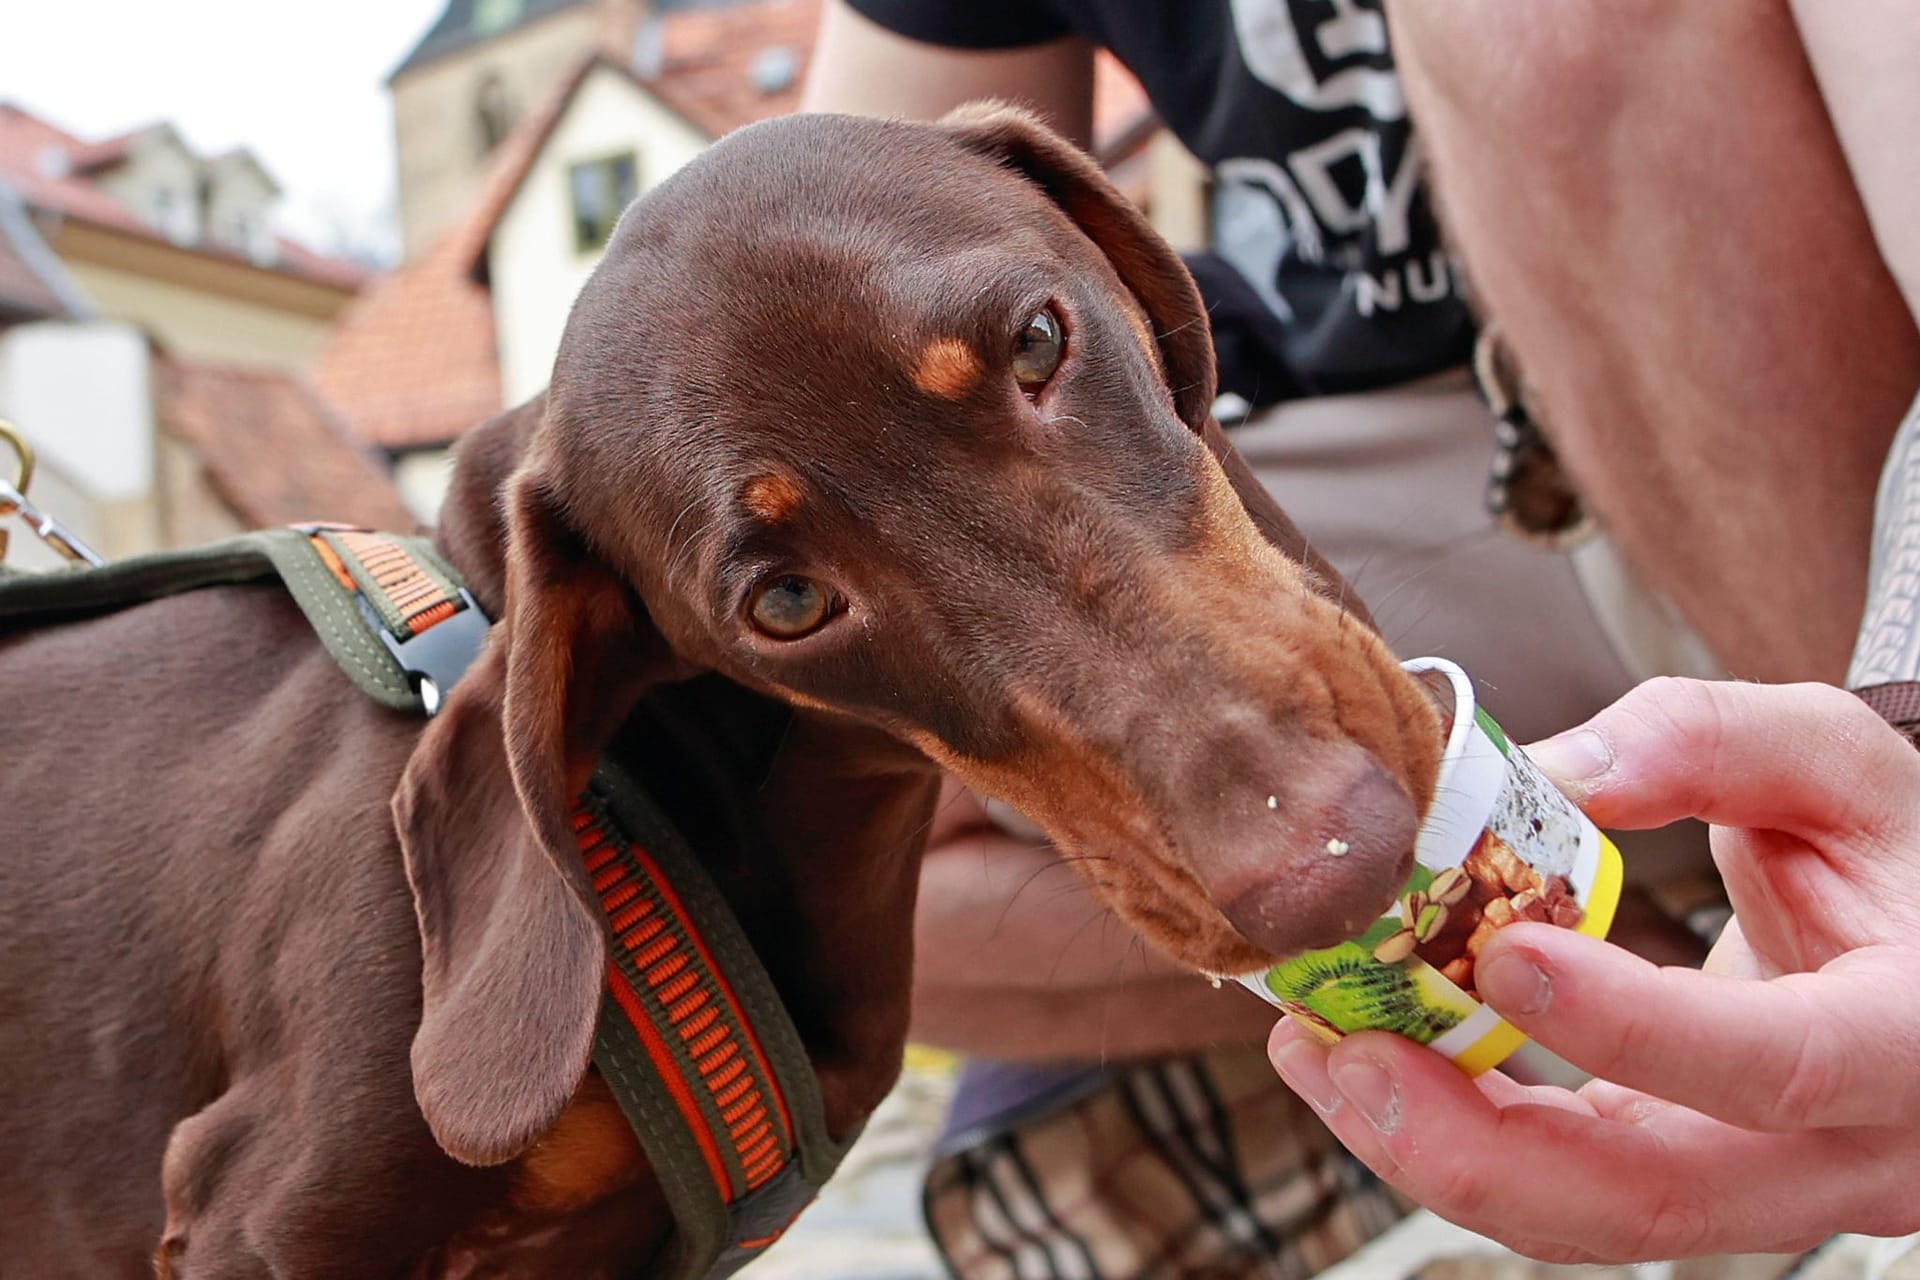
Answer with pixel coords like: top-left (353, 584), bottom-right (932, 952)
top-left (1332, 1058), bottom-right (1400, 1134)
top-left (1524, 728), bottom-right (1612, 791)
top-left (1271, 1037), bottom-right (1343, 1116)
top-left (1478, 949), bottom-right (1552, 1016)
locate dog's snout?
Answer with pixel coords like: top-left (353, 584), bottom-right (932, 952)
top-left (1210, 751), bottom-right (1420, 959)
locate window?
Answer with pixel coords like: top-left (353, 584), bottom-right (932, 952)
top-left (475, 73), bottom-right (515, 157)
top-left (150, 186), bottom-right (196, 244)
top-left (569, 152), bottom-right (638, 253)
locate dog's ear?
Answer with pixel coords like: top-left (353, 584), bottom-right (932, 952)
top-left (392, 464), bottom-right (675, 1166)
top-left (943, 102), bottom-right (1217, 432)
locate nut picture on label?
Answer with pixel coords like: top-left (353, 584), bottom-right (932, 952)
top-left (1413, 829), bottom-right (1585, 995)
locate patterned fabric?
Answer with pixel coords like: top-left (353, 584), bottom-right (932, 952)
top-left (924, 1048), bottom-right (1407, 1280)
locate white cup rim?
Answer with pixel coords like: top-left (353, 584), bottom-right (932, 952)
top-left (1399, 655), bottom-right (1476, 768)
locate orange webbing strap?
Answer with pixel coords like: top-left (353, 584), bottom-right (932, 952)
top-left (298, 525), bottom-right (490, 716)
top-left (577, 769), bottom-right (843, 1280)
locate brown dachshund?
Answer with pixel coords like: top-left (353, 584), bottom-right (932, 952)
top-left (0, 106), bottom-right (1441, 1277)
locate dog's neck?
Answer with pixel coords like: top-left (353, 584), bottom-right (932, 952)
top-left (429, 398), bottom-right (938, 1139)
top-left (428, 398), bottom-right (538, 619)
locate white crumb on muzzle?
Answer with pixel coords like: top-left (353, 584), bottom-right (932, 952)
top-left (1266, 795), bottom-right (1278, 810)
top-left (1325, 837), bottom-right (1352, 857)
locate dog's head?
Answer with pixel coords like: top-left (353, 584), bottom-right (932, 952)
top-left (394, 106), bottom-right (1442, 1167)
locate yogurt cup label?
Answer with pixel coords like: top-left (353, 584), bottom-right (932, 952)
top-left (1237, 657), bottom-right (1623, 1075)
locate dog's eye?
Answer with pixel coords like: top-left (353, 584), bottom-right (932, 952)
top-left (749, 575), bottom-right (832, 640)
top-left (1012, 307), bottom-right (1064, 389)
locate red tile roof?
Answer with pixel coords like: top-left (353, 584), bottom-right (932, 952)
top-left (0, 105), bottom-right (148, 235)
top-left (0, 103), bottom-right (371, 293)
top-left (65, 125), bottom-right (146, 176)
top-left (157, 356), bottom-right (417, 532)
top-left (646, 0), bottom-right (819, 138)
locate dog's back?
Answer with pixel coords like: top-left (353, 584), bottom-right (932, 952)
top-left (0, 584), bottom-right (430, 1274)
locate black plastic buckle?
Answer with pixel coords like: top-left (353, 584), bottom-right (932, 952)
top-left (359, 589), bottom-right (492, 716)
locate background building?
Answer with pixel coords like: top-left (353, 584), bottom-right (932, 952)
top-left (0, 103), bottom-right (401, 568)
top-left (0, 103), bottom-right (368, 367)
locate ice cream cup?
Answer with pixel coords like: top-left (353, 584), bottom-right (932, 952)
top-left (1237, 656), bottom-right (1623, 1076)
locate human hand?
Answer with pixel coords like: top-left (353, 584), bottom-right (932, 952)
top-left (1268, 678), bottom-right (1920, 1260)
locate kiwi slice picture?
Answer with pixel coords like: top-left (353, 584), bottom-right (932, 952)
top-left (1263, 938), bottom-right (1475, 1044)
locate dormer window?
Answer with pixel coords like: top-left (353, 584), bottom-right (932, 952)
top-left (475, 73), bottom-right (515, 156)
top-left (230, 211), bottom-right (276, 265)
top-left (149, 187), bottom-right (196, 244)
top-left (472, 0), bottom-right (524, 36)
top-left (569, 152), bottom-right (638, 253)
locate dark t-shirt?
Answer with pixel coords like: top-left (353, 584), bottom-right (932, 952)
top-left (845, 0), bottom-right (1475, 404)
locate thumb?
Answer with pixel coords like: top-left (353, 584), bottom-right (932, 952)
top-left (1523, 678), bottom-right (1920, 849)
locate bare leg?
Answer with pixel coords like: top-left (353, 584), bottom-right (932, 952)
top-left (1389, 2), bottom-right (1920, 683)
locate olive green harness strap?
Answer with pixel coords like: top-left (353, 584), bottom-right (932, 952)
top-left (0, 526), bottom-right (852, 1278)
top-left (0, 527), bottom-right (481, 713)
top-left (579, 767), bottom-right (856, 1278)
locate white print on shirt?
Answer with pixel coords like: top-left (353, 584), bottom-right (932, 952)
top-left (1228, 0), bottom-right (1404, 118)
top-left (1217, 0), bottom-right (1456, 317)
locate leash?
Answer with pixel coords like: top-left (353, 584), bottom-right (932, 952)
top-left (1, 419), bottom-right (105, 567)
top-left (0, 506), bottom-right (848, 1278)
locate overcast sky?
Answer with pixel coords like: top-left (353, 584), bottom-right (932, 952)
top-left (2, 0), bottom-right (447, 262)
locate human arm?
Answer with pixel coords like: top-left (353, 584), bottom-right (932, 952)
top-left (801, 0), bottom-right (1094, 145)
top-left (911, 781), bottom-right (1277, 1060)
top-left (1269, 678), bottom-right (1920, 1260)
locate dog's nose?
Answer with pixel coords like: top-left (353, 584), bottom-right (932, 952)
top-left (1213, 753), bottom-right (1420, 958)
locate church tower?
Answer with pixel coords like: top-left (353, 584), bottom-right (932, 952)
top-left (386, 0), bottom-right (649, 259)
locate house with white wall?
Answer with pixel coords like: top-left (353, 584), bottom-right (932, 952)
top-left (0, 121), bottom-right (405, 567)
top-left (486, 58), bottom-right (711, 404)
top-left (0, 104), bottom-right (369, 368)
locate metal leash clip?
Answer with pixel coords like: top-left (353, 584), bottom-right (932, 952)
top-left (1472, 327), bottom-right (1593, 550)
top-left (1, 419), bottom-right (106, 567)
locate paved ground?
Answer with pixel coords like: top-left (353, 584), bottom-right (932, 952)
top-left (742, 1051), bottom-right (958, 1280)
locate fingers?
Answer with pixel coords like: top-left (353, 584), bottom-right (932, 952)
top-left (1525, 678), bottom-right (1920, 846)
top-left (1268, 1024), bottom-right (1920, 1258)
top-left (1471, 927), bottom-right (1920, 1132)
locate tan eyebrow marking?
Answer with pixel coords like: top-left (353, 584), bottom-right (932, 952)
top-left (742, 471), bottom-right (805, 522)
top-left (912, 337), bottom-right (984, 400)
